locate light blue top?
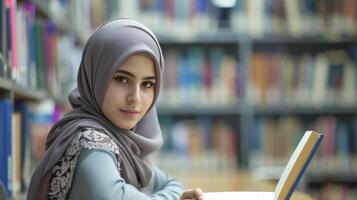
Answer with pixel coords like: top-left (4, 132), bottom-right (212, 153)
top-left (68, 148), bottom-right (184, 200)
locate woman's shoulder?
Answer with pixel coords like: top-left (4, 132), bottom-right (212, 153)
top-left (48, 128), bottom-right (120, 199)
top-left (72, 128), bottom-right (120, 155)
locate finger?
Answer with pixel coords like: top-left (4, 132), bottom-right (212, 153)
top-left (180, 190), bottom-right (198, 199)
top-left (180, 198), bottom-right (200, 200)
top-left (180, 196), bottom-right (197, 200)
top-left (194, 188), bottom-right (203, 195)
top-left (181, 188), bottom-right (204, 200)
top-left (179, 192), bottom-right (189, 200)
top-left (193, 188), bottom-right (204, 200)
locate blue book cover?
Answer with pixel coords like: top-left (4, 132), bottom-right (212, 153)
top-left (0, 98), bottom-right (12, 197)
top-left (336, 122), bottom-right (349, 156)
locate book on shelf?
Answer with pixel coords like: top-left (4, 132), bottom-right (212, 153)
top-left (11, 112), bottom-right (22, 198)
top-left (249, 49), bottom-right (357, 106)
top-left (0, 99), bottom-right (56, 199)
top-left (15, 102), bottom-right (31, 191)
top-left (0, 0), bottom-right (79, 98)
top-left (157, 117), bottom-right (238, 173)
top-left (204, 130), bottom-right (324, 200)
top-left (159, 47), bottom-right (239, 107)
top-left (0, 98), bottom-right (13, 197)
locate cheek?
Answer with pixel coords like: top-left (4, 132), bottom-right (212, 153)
top-left (142, 90), bottom-right (155, 108)
top-left (102, 84), bottom-right (124, 111)
top-left (107, 84), bottom-right (126, 102)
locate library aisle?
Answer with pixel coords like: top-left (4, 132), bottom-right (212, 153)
top-left (0, 0), bottom-right (356, 200)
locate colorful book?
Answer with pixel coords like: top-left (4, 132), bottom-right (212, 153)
top-left (204, 130), bottom-right (324, 200)
top-left (0, 98), bottom-right (13, 197)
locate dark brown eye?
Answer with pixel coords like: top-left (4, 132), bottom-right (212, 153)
top-left (114, 76), bottom-right (128, 83)
top-left (142, 81), bottom-right (155, 88)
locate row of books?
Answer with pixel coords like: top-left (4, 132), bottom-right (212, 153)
top-left (249, 115), bottom-right (357, 175)
top-left (249, 49), bottom-right (357, 106)
top-left (157, 47), bottom-right (241, 107)
top-left (231, 0), bottom-right (357, 37)
top-left (4, 102), bottom-right (356, 198)
top-left (59, 0), bottom-right (357, 40)
top-left (9, 0), bottom-right (356, 108)
top-left (0, 0), bottom-right (80, 99)
top-left (0, 99), bottom-right (56, 198)
top-left (156, 47), bottom-right (357, 107)
top-left (156, 117), bottom-right (238, 173)
top-left (156, 113), bottom-right (357, 183)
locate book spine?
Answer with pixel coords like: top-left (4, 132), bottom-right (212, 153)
top-left (0, 99), bottom-right (13, 197)
top-left (286, 133), bottom-right (324, 200)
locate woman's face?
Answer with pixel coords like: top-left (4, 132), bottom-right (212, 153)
top-left (101, 54), bottom-right (156, 129)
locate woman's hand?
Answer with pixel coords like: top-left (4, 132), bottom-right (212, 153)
top-left (180, 188), bottom-right (204, 200)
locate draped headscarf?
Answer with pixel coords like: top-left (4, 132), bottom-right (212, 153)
top-left (27, 19), bottom-right (165, 200)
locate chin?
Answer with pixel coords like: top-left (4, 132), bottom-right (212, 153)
top-left (116, 122), bottom-right (137, 130)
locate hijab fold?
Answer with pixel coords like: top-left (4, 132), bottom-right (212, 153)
top-left (27, 19), bottom-right (164, 200)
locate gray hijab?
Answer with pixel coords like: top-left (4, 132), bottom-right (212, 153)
top-left (27, 19), bottom-right (164, 200)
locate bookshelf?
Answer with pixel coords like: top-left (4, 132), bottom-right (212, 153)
top-left (0, 0), bottom-right (356, 200)
top-left (147, 1), bottom-right (357, 200)
top-left (0, 0), bottom-right (79, 199)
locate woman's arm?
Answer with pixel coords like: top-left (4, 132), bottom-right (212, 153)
top-left (68, 148), bottom-right (152, 200)
top-left (151, 166), bottom-right (184, 199)
top-left (68, 148), bottom-right (203, 200)
top-left (151, 166), bottom-right (203, 200)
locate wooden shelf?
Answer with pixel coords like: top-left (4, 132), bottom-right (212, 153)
top-left (0, 77), bottom-right (12, 91)
top-left (13, 85), bottom-right (47, 101)
top-left (252, 105), bottom-right (357, 115)
top-left (0, 77), bottom-right (48, 101)
top-left (157, 104), bottom-right (357, 116)
top-left (157, 105), bottom-right (245, 116)
top-left (252, 34), bottom-right (357, 44)
top-left (157, 31), bottom-right (241, 44)
top-left (156, 31), bottom-right (356, 45)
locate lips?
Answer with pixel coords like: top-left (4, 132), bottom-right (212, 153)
top-left (120, 109), bottom-right (140, 118)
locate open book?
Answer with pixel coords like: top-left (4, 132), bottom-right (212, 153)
top-left (204, 130), bottom-right (324, 200)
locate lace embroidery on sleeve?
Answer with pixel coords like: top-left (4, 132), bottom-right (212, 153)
top-left (48, 128), bottom-right (120, 200)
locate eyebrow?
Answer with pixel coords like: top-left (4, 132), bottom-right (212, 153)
top-left (115, 69), bottom-right (157, 80)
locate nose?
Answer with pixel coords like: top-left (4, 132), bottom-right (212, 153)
top-left (127, 84), bottom-right (141, 104)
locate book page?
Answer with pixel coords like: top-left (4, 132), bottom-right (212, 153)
top-left (204, 192), bottom-right (274, 200)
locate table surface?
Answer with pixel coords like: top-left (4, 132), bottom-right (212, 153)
top-left (171, 170), bottom-right (313, 200)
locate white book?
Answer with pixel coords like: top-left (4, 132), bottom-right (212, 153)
top-left (204, 131), bottom-right (324, 200)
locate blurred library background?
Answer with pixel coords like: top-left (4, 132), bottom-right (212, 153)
top-left (0, 0), bottom-right (356, 199)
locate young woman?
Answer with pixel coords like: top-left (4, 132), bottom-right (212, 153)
top-left (27, 19), bottom-right (204, 200)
